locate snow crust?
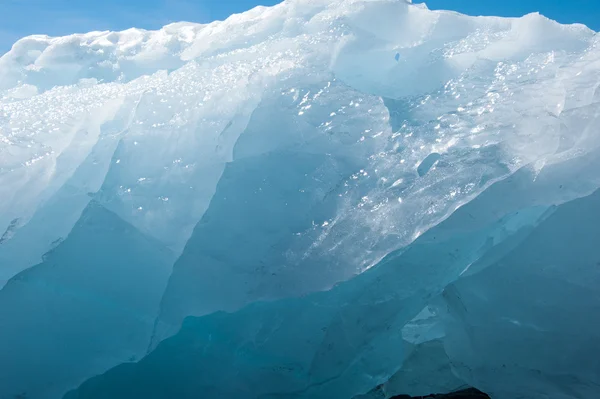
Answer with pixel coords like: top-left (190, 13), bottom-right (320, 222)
top-left (1, 0), bottom-right (600, 397)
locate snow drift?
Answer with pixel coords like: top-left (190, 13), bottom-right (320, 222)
top-left (1, 0), bottom-right (599, 398)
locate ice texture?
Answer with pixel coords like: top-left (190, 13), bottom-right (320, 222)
top-left (1, 0), bottom-right (600, 397)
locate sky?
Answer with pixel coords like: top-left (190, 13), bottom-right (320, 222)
top-left (1, 0), bottom-right (599, 54)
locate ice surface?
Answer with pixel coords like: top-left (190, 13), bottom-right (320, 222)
top-left (66, 164), bottom-right (600, 399)
top-left (0, 201), bottom-right (175, 399)
top-left (1, 0), bottom-right (600, 397)
top-left (441, 188), bottom-right (600, 399)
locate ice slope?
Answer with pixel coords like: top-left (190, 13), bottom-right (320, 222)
top-left (1, 0), bottom-right (600, 397)
top-left (0, 201), bottom-right (175, 399)
top-left (441, 188), bottom-right (600, 399)
top-left (66, 163), bottom-right (600, 399)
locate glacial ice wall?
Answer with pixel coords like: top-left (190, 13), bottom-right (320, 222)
top-left (66, 166), bottom-right (600, 399)
top-left (1, 0), bottom-right (600, 398)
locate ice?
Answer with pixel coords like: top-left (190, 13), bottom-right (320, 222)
top-left (66, 160), bottom-right (600, 399)
top-left (67, 154), bottom-right (600, 399)
top-left (1, 0), bottom-right (600, 397)
top-left (441, 188), bottom-right (600, 399)
top-left (0, 201), bottom-right (175, 399)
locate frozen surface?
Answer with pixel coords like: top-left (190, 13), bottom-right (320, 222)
top-left (66, 165), bottom-right (600, 399)
top-left (0, 202), bottom-right (175, 399)
top-left (441, 188), bottom-right (600, 399)
top-left (1, 0), bottom-right (600, 397)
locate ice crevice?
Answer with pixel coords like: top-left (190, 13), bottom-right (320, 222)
top-left (1, 0), bottom-right (600, 398)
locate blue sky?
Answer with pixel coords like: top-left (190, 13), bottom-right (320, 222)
top-left (1, 0), bottom-right (599, 54)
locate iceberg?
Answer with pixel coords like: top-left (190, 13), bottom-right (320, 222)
top-left (1, 0), bottom-right (600, 397)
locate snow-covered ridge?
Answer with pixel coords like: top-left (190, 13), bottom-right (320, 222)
top-left (0, 22), bottom-right (199, 91)
top-left (0, 0), bottom-right (350, 90)
top-left (1, 0), bottom-right (594, 91)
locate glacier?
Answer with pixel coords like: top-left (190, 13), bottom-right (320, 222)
top-left (1, 0), bottom-right (600, 397)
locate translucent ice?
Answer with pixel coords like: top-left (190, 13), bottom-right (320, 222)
top-left (1, 0), bottom-right (600, 398)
